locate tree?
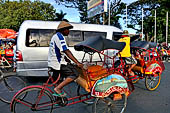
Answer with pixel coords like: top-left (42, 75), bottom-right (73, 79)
top-left (55, 10), bottom-right (67, 21)
top-left (54, 0), bottom-right (125, 29)
top-left (0, 0), bottom-right (60, 31)
top-left (126, 0), bottom-right (170, 42)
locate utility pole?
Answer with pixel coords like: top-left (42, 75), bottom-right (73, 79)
top-left (126, 5), bottom-right (127, 28)
top-left (142, 8), bottom-right (143, 41)
top-left (166, 12), bottom-right (168, 45)
top-left (154, 10), bottom-right (156, 43)
top-left (108, 0), bottom-right (110, 25)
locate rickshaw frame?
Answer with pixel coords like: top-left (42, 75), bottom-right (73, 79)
top-left (10, 36), bottom-right (132, 113)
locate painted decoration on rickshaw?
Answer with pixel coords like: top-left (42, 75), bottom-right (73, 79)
top-left (5, 49), bottom-right (14, 57)
top-left (0, 50), bottom-right (5, 55)
top-left (91, 74), bottom-right (129, 97)
top-left (145, 63), bottom-right (162, 75)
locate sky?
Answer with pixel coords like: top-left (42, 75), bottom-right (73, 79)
top-left (11, 0), bottom-right (138, 33)
top-left (42, 0), bottom-right (137, 22)
top-left (41, 0), bottom-right (138, 34)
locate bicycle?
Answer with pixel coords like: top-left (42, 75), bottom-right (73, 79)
top-left (10, 68), bottom-right (94, 113)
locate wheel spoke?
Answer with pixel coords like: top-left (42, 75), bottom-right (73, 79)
top-left (145, 73), bottom-right (161, 91)
top-left (93, 94), bottom-right (127, 113)
top-left (12, 87), bottom-right (53, 113)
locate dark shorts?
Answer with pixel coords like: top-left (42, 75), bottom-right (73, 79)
top-left (123, 56), bottom-right (137, 65)
top-left (49, 64), bottom-right (79, 81)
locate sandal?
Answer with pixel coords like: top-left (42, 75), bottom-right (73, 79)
top-left (54, 103), bottom-right (60, 106)
top-left (53, 92), bottom-right (67, 97)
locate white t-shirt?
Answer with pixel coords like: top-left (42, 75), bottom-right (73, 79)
top-left (48, 32), bottom-right (68, 70)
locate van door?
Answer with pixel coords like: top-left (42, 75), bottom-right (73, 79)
top-left (17, 29), bottom-right (56, 76)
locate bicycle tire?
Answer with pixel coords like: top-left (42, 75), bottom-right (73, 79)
top-left (12, 87), bottom-right (54, 113)
top-left (92, 93), bottom-right (127, 113)
top-left (77, 85), bottom-right (95, 105)
top-left (0, 72), bottom-right (27, 104)
top-left (145, 73), bottom-right (161, 91)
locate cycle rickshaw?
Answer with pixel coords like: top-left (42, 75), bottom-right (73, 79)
top-left (10, 36), bottom-right (132, 113)
top-left (0, 35), bottom-right (26, 104)
top-left (0, 38), bottom-right (15, 69)
top-left (129, 41), bottom-right (165, 90)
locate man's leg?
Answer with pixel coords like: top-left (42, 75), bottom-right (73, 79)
top-left (54, 64), bottom-right (78, 94)
top-left (128, 56), bottom-right (137, 75)
top-left (128, 64), bottom-right (136, 76)
top-left (54, 77), bottom-right (74, 94)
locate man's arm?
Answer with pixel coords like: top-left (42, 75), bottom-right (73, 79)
top-left (63, 49), bottom-right (83, 67)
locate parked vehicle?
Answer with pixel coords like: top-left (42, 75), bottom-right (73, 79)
top-left (16, 20), bottom-right (122, 76)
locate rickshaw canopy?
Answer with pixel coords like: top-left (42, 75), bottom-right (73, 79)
top-left (74, 36), bottom-right (126, 53)
top-left (0, 29), bottom-right (17, 39)
top-left (131, 41), bottom-right (157, 49)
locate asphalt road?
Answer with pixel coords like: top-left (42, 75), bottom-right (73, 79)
top-left (0, 62), bottom-right (170, 113)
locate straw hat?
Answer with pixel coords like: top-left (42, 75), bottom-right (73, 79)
top-left (122, 30), bottom-right (129, 35)
top-left (56, 21), bottom-right (73, 31)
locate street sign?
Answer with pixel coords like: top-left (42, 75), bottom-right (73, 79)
top-left (87, 0), bottom-right (107, 18)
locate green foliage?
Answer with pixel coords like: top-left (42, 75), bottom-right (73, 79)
top-left (55, 10), bottom-right (67, 21)
top-left (55, 0), bottom-right (125, 29)
top-left (0, 0), bottom-right (59, 31)
top-left (127, 0), bottom-right (170, 42)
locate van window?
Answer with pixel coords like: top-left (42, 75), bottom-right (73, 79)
top-left (112, 32), bottom-right (122, 41)
top-left (26, 29), bottom-right (107, 47)
top-left (66, 30), bottom-right (107, 46)
top-left (26, 29), bottom-right (56, 47)
top-left (84, 31), bottom-right (106, 40)
top-left (66, 30), bottom-right (83, 46)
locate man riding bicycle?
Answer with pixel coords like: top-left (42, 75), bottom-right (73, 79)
top-left (48, 21), bottom-right (83, 97)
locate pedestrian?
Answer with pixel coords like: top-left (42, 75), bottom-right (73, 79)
top-left (48, 21), bottom-right (83, 97)
top-left (12, 41), bottom-right (17, 72)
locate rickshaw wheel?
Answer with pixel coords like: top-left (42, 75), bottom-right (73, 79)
top-left (92, 93), bottom-right (127, 113)
top-left (145, 73), bottom-right (161, 91)
top-left (77, 85), bottom-right (95, 105)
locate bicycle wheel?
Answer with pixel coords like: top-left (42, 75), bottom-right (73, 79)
top-left (77, 85), bottom-right (95, 105)
top-left (145, 73), bottom-right (161, 91)
top-left (12, 87), bottom-right (54, 113)
top-left (0, 73), bottom-right (27, 104)
top-left (92, 93), bottom-right (127, 113)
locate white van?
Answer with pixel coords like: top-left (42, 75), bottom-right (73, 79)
top-left (16, 20), bottom-right (122, 76)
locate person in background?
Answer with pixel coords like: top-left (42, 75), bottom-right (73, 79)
top-left (118, 30), bottom-right (137, 76)
top-left (48, 21), bottom-right (83, 97)
top-left (13, 41), bottom-right (16, 72)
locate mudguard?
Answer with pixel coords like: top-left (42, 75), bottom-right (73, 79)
top-left (91, 74), bottom-right (130, 97)
top-left (10, 85), bottom-right (53, 112)
top-left (145, 63), bottom-right (162, 75)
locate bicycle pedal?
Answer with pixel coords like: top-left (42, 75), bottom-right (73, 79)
top-left (56, 97), bottom-right (68, 107)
